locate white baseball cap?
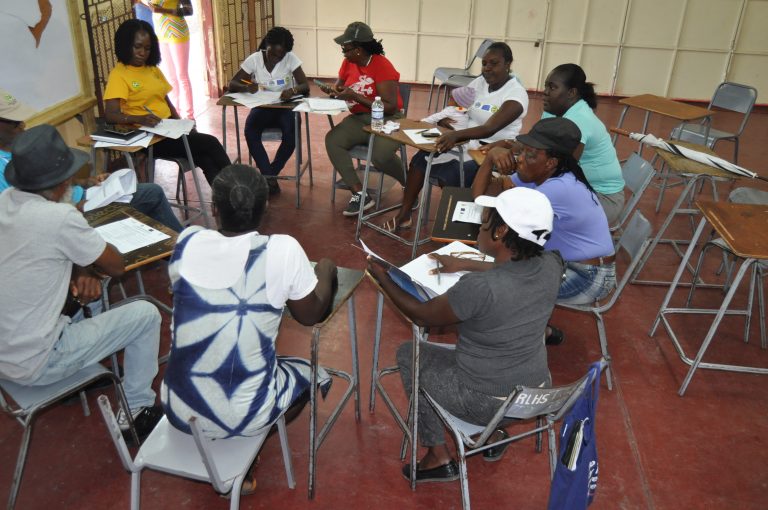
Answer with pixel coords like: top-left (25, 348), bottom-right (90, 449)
top-left (0, 89), bottom-right (36, 122)
top-left (475, 187), bottom-right (553, 247)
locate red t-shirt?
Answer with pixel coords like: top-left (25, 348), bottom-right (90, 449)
top-left (338, 54), bottom-right (403, 114)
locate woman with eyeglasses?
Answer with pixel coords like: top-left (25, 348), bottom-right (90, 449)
top-left (367, 187), bottom-right (563, 483)
top-left (321, 21), bottom-right (405, 217)
top-left (460, 117), bottom-right (616, 345)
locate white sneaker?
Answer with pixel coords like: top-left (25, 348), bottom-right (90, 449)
top-left (343, 191), bottom-right (374, 217)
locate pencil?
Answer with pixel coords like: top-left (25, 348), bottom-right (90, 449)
top-left (240, 78), bottom-right (254, 85)
top-left (435, 258), bottom-right (441, 284)
top-left (143, 106), bottom-right (155, 115)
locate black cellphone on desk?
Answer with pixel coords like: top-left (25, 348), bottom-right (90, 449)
top-left (313, 79), bottom-right (332, 92)
top-left (422, 131), bottom-right (440, 138)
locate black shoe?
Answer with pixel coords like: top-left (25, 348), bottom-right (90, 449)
top-left (545, 325), bottom-right (565, 346)
top-left (401, 461), bottom-right (460, 484)
top-left (343, 192), bottom-right (374, 217)
top-left (483, 429), bottom-right (510, 462)
top-left (267, 178), bottom-right (281, 196)
top-left (119, 405), bottom-right (164, 445)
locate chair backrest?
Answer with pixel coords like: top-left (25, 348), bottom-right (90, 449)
top-left (612, 153), bottom-right (655, 231)
top-left (465, 38), bottom-right (495, 70)
top-left (399, 82), bottom-right (412, 116)
top-left (606, 211), bottom-right (651, 309)
top-left (709, 82), bottom-right (758, 136)
top-left (728, 186), bottom-right (768, 205)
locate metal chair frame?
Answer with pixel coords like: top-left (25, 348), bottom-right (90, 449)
top-left (427, 39), bottom-right (494, 112)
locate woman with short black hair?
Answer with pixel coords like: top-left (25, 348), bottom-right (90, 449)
top-left (228, 27), bottom-right (310, 195)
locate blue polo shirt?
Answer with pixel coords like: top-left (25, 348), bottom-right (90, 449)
top-left (542, 99), bottom-right (624, 195)
top-left (0, 149), bottom-right (83, 201)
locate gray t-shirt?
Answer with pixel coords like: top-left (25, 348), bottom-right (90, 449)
top-left (0, 189), bottom-right (106, 381)
top-left (447, 251), bottom-right (564, 396)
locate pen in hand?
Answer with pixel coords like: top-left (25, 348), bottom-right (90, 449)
top-left (143, 106), bottom-right (155, 115)
top-left (435, 258), bottom-right (441, 284)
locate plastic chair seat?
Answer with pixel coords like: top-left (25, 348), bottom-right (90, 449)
top-left (671, 124), bottom-right (737, 144)
top-left (434, 67), bottom-right (473, 82)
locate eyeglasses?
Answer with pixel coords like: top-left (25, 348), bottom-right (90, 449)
top-left (449, 251), bottom-right (487, 261)
top-left (340, 45), bottom-right (357, 54)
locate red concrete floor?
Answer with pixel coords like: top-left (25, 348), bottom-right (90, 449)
top-left (2, 85), bottom-right (767, 510)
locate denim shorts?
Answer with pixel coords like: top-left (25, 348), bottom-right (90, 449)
top-left (557, 261), bottom-right (617, 305)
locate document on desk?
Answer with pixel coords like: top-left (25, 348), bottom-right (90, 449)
top-left (141, 119), bottom-right (195, 139)
top-left (95, 217), bottom-right (170, 254)
top-left (94, 132), bottom-right (153, 149)
top-left (451, 201), bottom-right (483, 224)
top-left (400, 241), bottom-right (490, 296)
top-left (83, 169), bottom-right (138, 212)
top-left (293, 97), bottom-right (349, 115)
top-left (404, 128), bottom-right (440, 145)
top-left (226, 90), bottom-right (282, 108)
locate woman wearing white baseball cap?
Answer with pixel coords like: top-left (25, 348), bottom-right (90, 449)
top-left (367, 187), bottom-right (564, 482)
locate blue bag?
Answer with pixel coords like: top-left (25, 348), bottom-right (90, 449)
top-left (547, 362), bottom-right (602, 510)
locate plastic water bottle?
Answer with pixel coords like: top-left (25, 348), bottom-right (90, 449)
top-left (371, 96), bottom-right (384, 132)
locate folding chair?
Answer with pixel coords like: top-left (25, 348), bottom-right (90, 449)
top-left (258, 111), bottom-right (314, 208)
top-left (330, 83), bottom-right (412, 209)
top-left (684, 187), bottom-right (768, 348)
top-left (557, 211), bottom-right (652, 389)
top-left (98, 395), bottom-right (296, 510)
top-left (670, 82), bottom-right (757, 164)
top-left (423, 358), bottom-right (608, 510)
top-left (428, 39), bottom-right (494, 112)
top-left (0, 365), bottom-right (134, 510)
top-left (610, 153), bottom-right (655, 235)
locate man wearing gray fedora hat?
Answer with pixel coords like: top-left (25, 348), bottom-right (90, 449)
top-left (0, 124), bottom-right (163, 441)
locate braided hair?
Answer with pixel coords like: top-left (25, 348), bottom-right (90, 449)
top-left (356, 39), bottom-right (385, 56)
top-left (551, 63), bottom-right (597, 109)
top-left (212, 165), bottom-right (269, 233)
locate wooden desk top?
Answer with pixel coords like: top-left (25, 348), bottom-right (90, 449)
top-left (85, 203), bottom-right (178, 271)
top-left (431, 186), bottom-right (479, 244)
top-left (654, 139), bottom-right (735, 179)
top-left (696, 200), bottom-right (768, 259)
top-left (619, 94), bottom-right (713, 122)
top-left (284, 266), bottom-right (364, 327)
top-left (77, 134), bottom-right (162, 153)
top-left (363, 118), bottom-right (453, 152)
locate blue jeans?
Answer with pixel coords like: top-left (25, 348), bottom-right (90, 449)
top-left (29, 300), bottom-right (161, 412)
top-left (130, 183), bottom-right (184, 232)
top-left (244, 108), bottom-right (296, 176)
top-left (557, 262), bottom-right (617, 305)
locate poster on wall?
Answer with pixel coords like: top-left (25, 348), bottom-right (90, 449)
top-left (0, 0), bottom-right (94, 124)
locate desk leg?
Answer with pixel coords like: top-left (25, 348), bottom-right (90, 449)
top-left (295, 111), bottom-right (301, 208)
top-left (308, 326), bottom-right (320, 500)
top-left (649, 217), bottom-right (708, 337)
top-left (355, 133), bottom-right (377, 242)
top-left (305, 112), bottom-right (313, 186)
top-left (221, 104), bottom-right (228, 159)
top-left (678, 258), bottom-right (756, 396)
top-left (369, 292), bottom-right (384, 413)
top-left (348, 294), bottom-right (361, 422)
top-left (612, 105), bottom-right (630, 146)
top-left (411, 153), bottom-right (436, 260)
top-left (632, 174), bottom-right (704, 284)
top-left (181, 134), bottom-right (213, 228)
top-left (409, 324), bottom-right (422, 491)
top-left (233, 105), bottom-right (242, 164)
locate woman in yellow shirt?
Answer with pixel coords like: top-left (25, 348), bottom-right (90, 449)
top-left (104, 19), bottom-right (230, 184)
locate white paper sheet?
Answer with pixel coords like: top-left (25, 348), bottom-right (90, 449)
top-left (226, 90), bottom-right (282, 108)
top-left (95, 217), bottom-right (170, 254)
top-left (399, 241), bottom-right (486, 295)
top-left (93, 132), bottom-right (153, 149)
top-left (84, 169), bottom-right (138, 212)
top-left (140, 118), bottom-right (195, 139)
top-left (451, 201), bottom-right (484, 224)
top-left (404, 128), bottom-right (441, 145)
top-left (292, 97), bottom-right (349, 115)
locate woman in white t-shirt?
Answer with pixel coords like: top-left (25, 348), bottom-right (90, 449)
top-left (384, 42), bottom-right (529, 232)
top-left (228, 27), bottom-right (309, 195)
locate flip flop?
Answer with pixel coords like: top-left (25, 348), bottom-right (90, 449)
top-left (222, 475), bottom-right (257, 499)
top-left (382, 217), bottom-right (412, 233)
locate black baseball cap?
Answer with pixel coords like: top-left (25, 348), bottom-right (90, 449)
top-left (517, 117), bottom-right (581, 155)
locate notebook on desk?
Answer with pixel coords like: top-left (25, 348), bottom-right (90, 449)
top-left (431, 186), bottom-right (481, 244)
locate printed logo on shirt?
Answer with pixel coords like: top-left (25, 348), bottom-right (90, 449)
top-left (349, 75), bottom-right (374, 98)
top-left (131, 81), bottom-right (141, 89)
top-left (474, 102), bottom-right (498, 113)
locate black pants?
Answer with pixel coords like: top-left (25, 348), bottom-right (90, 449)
top-left (152, 131), bottom-right (231, 184)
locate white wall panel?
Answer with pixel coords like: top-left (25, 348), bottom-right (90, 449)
top-left (729, 54), bottom-right (768, 98)
top-left (419, 0), bottom-right (470, 34)
top-left (472, 0), bottom-right (508, 37)
top-left (615, 48), bottom-right (674, 96)
top-left (317, 0), bottom-right (365, 29)
top-left (277, 0), bottom-right (316, 27)
top-left (378, 33), bottom-right (418, 82)
top-left (370, 0), bottom-right (419, 32)
top-left (624, 0), bottom-right (685, 47)
top-left (290, 28), bottom-right (318, 76)
top-left (506, 0), bottom-right (548, 39)
top-left (580, 45), bottom-right (620, 95)
top-left (735, 0), bottom-right (768, 52)
top-left (548, 0), bottom-right (588, 42)
top-left (667, 51), bottom-right (729, 98)
top-left (678, 0), bottom-right (740, 50)
top-left (583, 0), bottom-right (626, 44)
top-left (416, 36), bottom-right (468, 82)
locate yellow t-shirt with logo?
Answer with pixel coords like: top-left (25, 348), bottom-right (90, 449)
top-left (103, 63), bottom-right (172, 118)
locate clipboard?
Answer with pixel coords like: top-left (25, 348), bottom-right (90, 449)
top-left (430, 186), bottom-right (480, 244)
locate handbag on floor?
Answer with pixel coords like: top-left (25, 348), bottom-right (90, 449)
top-left (547, 362), bottom-right (601, 510)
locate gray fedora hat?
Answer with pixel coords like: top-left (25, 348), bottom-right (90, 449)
top-left (5, 124), bottom-right (89, 191)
